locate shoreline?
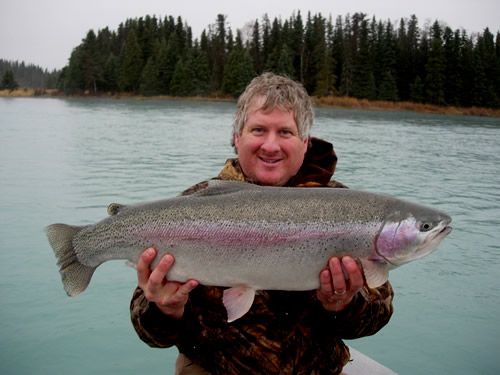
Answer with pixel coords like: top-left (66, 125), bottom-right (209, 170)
top-left (2, 88), bottom-right (500, 118)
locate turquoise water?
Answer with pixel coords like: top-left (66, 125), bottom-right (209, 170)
top-left (1, 97), bottom-right (499, 374)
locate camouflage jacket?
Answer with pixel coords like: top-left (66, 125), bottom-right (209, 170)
top-left (130, 137), bottom-right (394, 374)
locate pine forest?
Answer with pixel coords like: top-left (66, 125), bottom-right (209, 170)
top-left (13, 12), bottom-right (500, 108)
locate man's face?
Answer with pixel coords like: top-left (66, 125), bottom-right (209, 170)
top-left (234, 101), bottom-right (308, 186)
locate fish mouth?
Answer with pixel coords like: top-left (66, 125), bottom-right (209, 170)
top-left (434, 223), bottom-right (452, 239)
top-left (440, 226), bottom-right (452, 235)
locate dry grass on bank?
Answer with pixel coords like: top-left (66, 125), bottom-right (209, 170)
top-left (0, 88), bottom-right (60, 97)
top-left (314, 96), bottom-right (500, 117)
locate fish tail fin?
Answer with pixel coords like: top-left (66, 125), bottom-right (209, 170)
top-left (46, 223), bottom-right (96, 297)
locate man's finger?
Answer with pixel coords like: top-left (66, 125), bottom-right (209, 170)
top-left (159, 280), bottom-right (198, 306)
top-left (342, 257), bottom-right (364, 290)
top-left (148, 253), bottom-right (174, 290)
top-left (318, 269), bottom-right (333, 295)
top-left (137, 247), bottom-right (156, 287)
top-left (177, 279), bottom-right (199, 297)
top-left (329, 257), bottom-right (347, 293)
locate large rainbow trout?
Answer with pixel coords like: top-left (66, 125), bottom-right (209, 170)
top-left (46, 181), bottom-right (452, 322)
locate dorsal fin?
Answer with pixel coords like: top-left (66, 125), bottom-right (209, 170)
top-left (107, 203), bottom-right (126, 216)
top-left (191, 180), bottom-right (264, 197)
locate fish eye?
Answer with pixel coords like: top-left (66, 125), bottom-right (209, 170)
top-left (420, 222), bottom-right (433, 232)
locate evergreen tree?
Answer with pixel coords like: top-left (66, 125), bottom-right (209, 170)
top-left (425, 21), bottom-right (446, 104)
top-left (340, 14), bottom-right (354, 96)
top-left (377, 20), bottom-right (398, 100)
top-left (352, 14), bottom-right (376, 99)
top-left (249, 20), bottom-right (263, 73)
top-left (155, 38), bottom-right (171, 94)
top-left (189, 42), bottom-right (211, 95)
top-left (395, 18), bottom-right (409, 99)
top-left (102, 53), bottom-right (120, 91)
top-left (95, 28), bottom-right (117, 90)
top-left (265, 18), bottom-right (283, 71)
top-left (1, 69), bottom-right (18, 90)
top-left (473, 28), bottom-right (499, 107)
top-left (302, 12), bottom-right (315, 92)
top-left (170, 57), bottom-right (193, 96)
top-left (378, 71), bottom-right (398, 101)
top-left (415, 24), bottom-right (429, 97)
top-left (406, 15), bottom-right (421, 100)
top-left (139, 56), bottom-right (160, 95)
top-left (409, 75), bottom-right (425, 102)
top-left (275, 44), bottom-right (295, 77)
top-left (119, 29), bottom-right (143, 92)
top-left (330, 16), bottom-right (344, 95)
top-left (222, 31), bottom-right (255, 97)
top-left (443, 28), bottom-right (461, 105)
top-left (211, 14), bottom-right (228, 91)
top-left (261, 14), bottom-right (272, 71)
top-left (161, 33), bottom-right (182, 93)
top-left (323, 16), bottom-right (338, 96)
top-left (81, 30), bottom-right (101, 93)
top-left (290, 11), bottom-right (305, 81)
top-left (64, 46), bottom-right (85, 92)
top-left (495, 32), bottom-right (500, 102)
top-left (137, 15), bottom-right (158, 65)
top-left (458, 32), bottom-right (475, 106)
top-left (372, 20), bottom-right (387, 97)
top-left (310, 14), bottom-right (335, 96)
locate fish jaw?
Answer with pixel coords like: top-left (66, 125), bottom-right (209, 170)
top-left (375, 214), bottom-right (452, 267)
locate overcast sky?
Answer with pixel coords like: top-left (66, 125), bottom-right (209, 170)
top-left (1, 0), bottom-right (499, 71)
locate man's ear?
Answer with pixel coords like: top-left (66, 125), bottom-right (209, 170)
top-left (303, 136), bottom-right (310, 152)
top-left (233, 133), bottom-right (240, 150)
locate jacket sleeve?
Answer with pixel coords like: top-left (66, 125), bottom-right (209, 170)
top-left (130, 286), bottom-right (200, 348)
top-left (314, 281), bottom-right (394, 339)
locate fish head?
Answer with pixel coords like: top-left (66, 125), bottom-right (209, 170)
top-left (375, 205), bottom-right (452, 267)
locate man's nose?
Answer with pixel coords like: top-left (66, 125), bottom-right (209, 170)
top-left (260, 132), bottom-right (280, 152)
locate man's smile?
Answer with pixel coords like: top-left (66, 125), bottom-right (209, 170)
top-left (258, 156), bottom-right (283, 165)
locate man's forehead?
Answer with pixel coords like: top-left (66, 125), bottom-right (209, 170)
top-left (248, 95), bottom-right (292, 115)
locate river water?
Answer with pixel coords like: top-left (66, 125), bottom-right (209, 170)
top-left (0, 97), bottom-right (499, 374)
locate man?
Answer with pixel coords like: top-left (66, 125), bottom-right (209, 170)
top-left (130, 73), bottom-right (394, 374)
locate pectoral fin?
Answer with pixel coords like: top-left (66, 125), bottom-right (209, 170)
top-left (360, 259), bottom-right (390, 288)
top-left (222, 286), bottom-right (256, 323)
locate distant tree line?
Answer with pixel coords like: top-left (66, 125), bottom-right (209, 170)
top-left (60, 12), bottom-right (500, 108)
top-left (0, 59), bottom-right (60, 89)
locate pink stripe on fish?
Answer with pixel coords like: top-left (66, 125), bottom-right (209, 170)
top-left (134, 220), bottom-right (351, 246)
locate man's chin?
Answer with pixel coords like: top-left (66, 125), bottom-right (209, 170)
top-left (254, 173), bottom-right (287, 186)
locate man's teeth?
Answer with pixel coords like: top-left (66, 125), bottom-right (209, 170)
top-left (261, 158), bottom-right (280, 163)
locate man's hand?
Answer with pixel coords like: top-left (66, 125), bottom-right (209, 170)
top-left (137, 247), bottom-right (198, 319)
top-left (316, 256), bottom-right (364, 312)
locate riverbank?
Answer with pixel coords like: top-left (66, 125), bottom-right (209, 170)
top-left (0, 88), bottom-right (60, 97)
top-left (2, 88), bottom-right (499, 117)
top-left (314, 96), bottom-right (500, 117)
